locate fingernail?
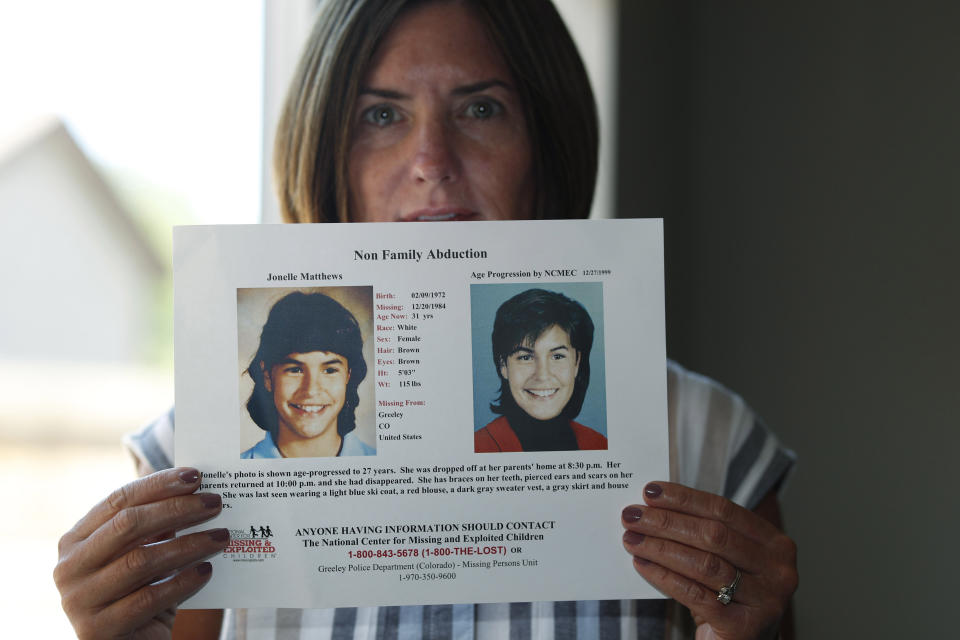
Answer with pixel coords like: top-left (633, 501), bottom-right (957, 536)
top-left (644, 483), bottom-right (663, 499)
top-left (200, 493), bottom-right (221, 509)
top-left (179, 469), bottom-right (200, 484)
top-left (634, 557), bottom-right (651, 566)
top-left (622, 505), bottom-right (643, 522)
top-left (196, 562), bottom-right (212, 576)
top-left (208, 528), bottom-right (229, 542)
top-left (623, 531), bottom-right (645, 545)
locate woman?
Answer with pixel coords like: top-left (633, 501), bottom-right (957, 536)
top-left (475, 288), bottom-right (608, 453)
top-left (242, 291), bottom-right (374, 459)
top-left (54, 1), bottom-right (797, 638)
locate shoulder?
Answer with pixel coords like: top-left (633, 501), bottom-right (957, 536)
top-left (667, 359), bottom-right (748, 409)
top-left (123, 407), bottom-right (175, 473)
top-left (340, 431), bottom-right (376, 457)
top-left (475, 416), bottom-right (522, 452)
top-left (667, 359), bottom-right (795, 509)
top-left (570, 421), bottom-right (607, 450)
top-left (241, 432), bottom-right (281, 458)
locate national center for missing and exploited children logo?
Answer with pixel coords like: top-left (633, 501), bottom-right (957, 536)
top-left (223, 525), bottom-right (278, 562)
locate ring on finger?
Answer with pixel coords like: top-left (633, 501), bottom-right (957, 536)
top-left (716, 568), bottom-right (742, 605)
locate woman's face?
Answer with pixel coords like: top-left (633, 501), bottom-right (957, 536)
top-left (264, 351), bottom-right (350, 443)
top-left (348, 2), bottom-right (534, 222)
top-left (500, 325), bottom-right (580, 421)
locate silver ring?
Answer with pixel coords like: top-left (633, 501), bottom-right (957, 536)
top-left (716, 569), bottom-right (742, 605)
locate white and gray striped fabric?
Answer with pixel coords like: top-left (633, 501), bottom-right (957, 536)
top-left (125, 360), bottom-right (794, 640)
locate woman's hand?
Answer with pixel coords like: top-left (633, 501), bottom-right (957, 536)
top-left (621, 482), bottom-right (797, 640)
top-left (54, 468), bottom-right (230, 639)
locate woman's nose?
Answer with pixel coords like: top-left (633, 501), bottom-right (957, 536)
top-left (303, 372), bottom-right (327, 397)
top-left (532, 356), bottom-right (550, 380)
top-left (409, 118), bottom-right (460, 184)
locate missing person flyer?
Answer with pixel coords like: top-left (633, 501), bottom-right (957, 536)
top-left (174, 219), bottom-right (668, 609)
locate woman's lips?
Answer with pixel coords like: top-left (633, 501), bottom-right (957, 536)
top-left (290, 403), bottom-right (330, 414)
top-left (400, 208), bottom-right (480, 222)
top-left (524, 389), bottom-right (559, 399)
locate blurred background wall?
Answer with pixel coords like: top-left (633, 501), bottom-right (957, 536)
top-left (0, 2), bottom-right (263, 635)
top-left (617, 1), bottom-right (959, 637)
top-left (2, 0), bottom-right (956, 637)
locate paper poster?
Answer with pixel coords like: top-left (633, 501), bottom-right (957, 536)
top-left (174, 218), bottom-right (668, 608)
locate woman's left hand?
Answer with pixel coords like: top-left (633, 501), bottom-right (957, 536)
top-left (621, 482), bottom-right (797, 640)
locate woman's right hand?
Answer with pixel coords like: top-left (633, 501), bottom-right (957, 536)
top-left (54, 468), bottom-right (230, 639)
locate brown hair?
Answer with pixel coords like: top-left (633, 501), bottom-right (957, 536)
top-left (273, 0), bottom-right (598, 223)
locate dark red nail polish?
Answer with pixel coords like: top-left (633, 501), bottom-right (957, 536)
top-left (179, 469), bottom-right (200, 484)
top-left (196, 562), bottom-right (212, 576)
top-left (208, 528), bottom-right (229, 542)
top-left (200, 493), bottom-right (221, 509)
top-left (622, 505), bottom-right (643, 522)
top-left (623, 531), bottom-right (645, 545)
top-left (644, 483), bottom-right (663, 499)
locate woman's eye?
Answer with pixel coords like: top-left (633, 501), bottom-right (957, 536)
top-left (284, 366), bottom-right (303, 374)
top-left (466, 99), bottom-right (502, 119)
top-left (552, 353), bottom-right (566, 360)
top-left (515, 353), bottom-right (532, 362)
top-left (361, 105), bottom-right (401, 127)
